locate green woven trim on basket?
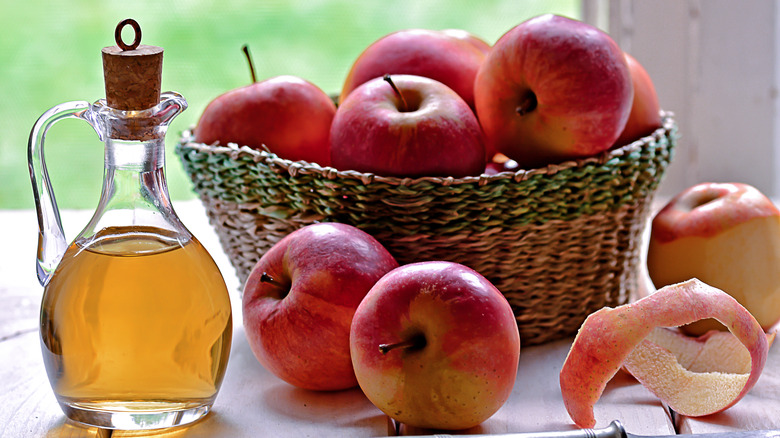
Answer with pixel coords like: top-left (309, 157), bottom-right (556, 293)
top-left (175, 113), bottom-right (676, 228)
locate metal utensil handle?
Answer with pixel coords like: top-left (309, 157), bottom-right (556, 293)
top-left (402, 420), bottom-right (626, 438)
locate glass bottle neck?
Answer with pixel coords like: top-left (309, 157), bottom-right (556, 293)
top-left (76, 137), bottom-right (188, 244)
top-left (102, 137), bottom-right (171, 212)
top-left (106, 137), bottom-right (165, 172)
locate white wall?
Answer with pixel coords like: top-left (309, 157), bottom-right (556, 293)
top-left (584, 0), bottom-right (780, 197)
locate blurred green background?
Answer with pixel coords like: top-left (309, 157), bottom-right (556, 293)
top-left (0, 0), bottom-right (578, 210)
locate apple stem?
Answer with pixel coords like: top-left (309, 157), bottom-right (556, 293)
top-left (259, 272), bottom-right (282, 287)
top-left (242, 44), bottom-right (257, 84)
top-left (516, 91), bottom-right (538, 116)
top-left (383, 74), bottom-right (409, 112)
top-left (378, 333), bottom-right (427, 355)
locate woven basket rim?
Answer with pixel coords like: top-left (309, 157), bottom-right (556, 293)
top-left (178, 111), bottom-right (675, 187)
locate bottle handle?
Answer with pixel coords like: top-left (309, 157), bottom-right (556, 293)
top-left (27, 101), bottom-right (94, 286)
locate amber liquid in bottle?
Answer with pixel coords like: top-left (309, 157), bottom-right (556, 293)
top-left (40, 226), bottom-right (232, 420)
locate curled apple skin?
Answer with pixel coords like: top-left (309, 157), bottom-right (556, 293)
top-left (623, 328), bottom-right (775, 417)
top-left (559, 279), bottom-right (769, 428)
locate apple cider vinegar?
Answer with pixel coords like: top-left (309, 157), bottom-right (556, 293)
top-left (39, 226), bottom-right (232, 423)
top-left (28, 19), bottom-right (234, 428)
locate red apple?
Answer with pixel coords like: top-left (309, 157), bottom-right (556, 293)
top-left (330, 74), bottom-right (486, 178)
top-left (647, 182), bottom-right (780, 334)
top-left (339, 29), bottom-right (489, 110)
top-left (612, 53), bottom-right (662, 147)
top-left (194, 52), bottom-right (335, 165)
top-left (440, 28), bottom-right (491, 56)
top-left (442, 27), bottom-right (494, 159)
top-left (474, 14), bottom-right (633, 168)
top-left (438, 28), bottom-right (496, 162)
top-left (242, 222), bottom-right (398, 391)
top-left (350, 261), bottom-right (520, 430)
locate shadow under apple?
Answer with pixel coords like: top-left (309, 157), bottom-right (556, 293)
top-left (260, 382), bottom-right (387, 431)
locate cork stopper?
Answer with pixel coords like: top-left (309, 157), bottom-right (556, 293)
top-left (101, 19), bottom-right (163, 111)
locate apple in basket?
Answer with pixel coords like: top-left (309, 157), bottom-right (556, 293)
top-left (194, 46), bottom-right (335, 165)
top-left (330, 74), bottom-right (486, 178)
top-left (440, 28), bottom-right (491, 56)
top-left (646, 182), bottom-right (780, 335)
top-left (242, 222), bottom-right (398, 391)
top-left (350, 261), bottom-right (521, 430)
top-left (339, 28), bottom-right (490, 110)
top-left (474, 14), bottom-right (633, 168)
top-left (612, 53), bottom-right (663, 147)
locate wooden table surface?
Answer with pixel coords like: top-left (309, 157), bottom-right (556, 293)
top-left (1, 199), bottom-right (778, 437)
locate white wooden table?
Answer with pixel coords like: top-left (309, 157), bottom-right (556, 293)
top-left (1, 200), bottom-right (777, 437)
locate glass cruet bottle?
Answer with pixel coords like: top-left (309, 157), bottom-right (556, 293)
top-left (28, 19), bottom-right (232, 430)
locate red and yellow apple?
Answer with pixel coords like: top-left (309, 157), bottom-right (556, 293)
top-left (330, 74), bottom-right (486, 178)
top-left (474, 14), bottom-right (633, 168)
top-left (339, 29), bottom-right (489, 110)
top-left (242, 222), bottom-right (398, 391)
top-left (612, 53), bottom-right (662, 147)
top-left (195, 74), bottom-right (335, 165)
top-left (560, 279), bottom-right (770, 428)
top-left (350, 261), bottom-right (520, 430)
top-left (647, 182), bottom-right (780, 334)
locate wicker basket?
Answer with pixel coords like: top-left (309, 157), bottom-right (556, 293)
top-left (176, 113), bottom-right (677, 346)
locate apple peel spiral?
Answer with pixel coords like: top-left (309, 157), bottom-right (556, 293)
top-left (559, 278), bottom-right (773, 428)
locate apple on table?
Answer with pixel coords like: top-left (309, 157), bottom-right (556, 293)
top-left (350, 261), bottom-right (521, 431)
top-left (194, 46), bottom-right (335, 165)
top-left (242, 222), bottom-right (398, 391)
top-left (647, 182), bottom-right (780, 335)
top-left (474, 14), bottom-right (633, 168)
top-left (330, 74), bottom-right (486, 178)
